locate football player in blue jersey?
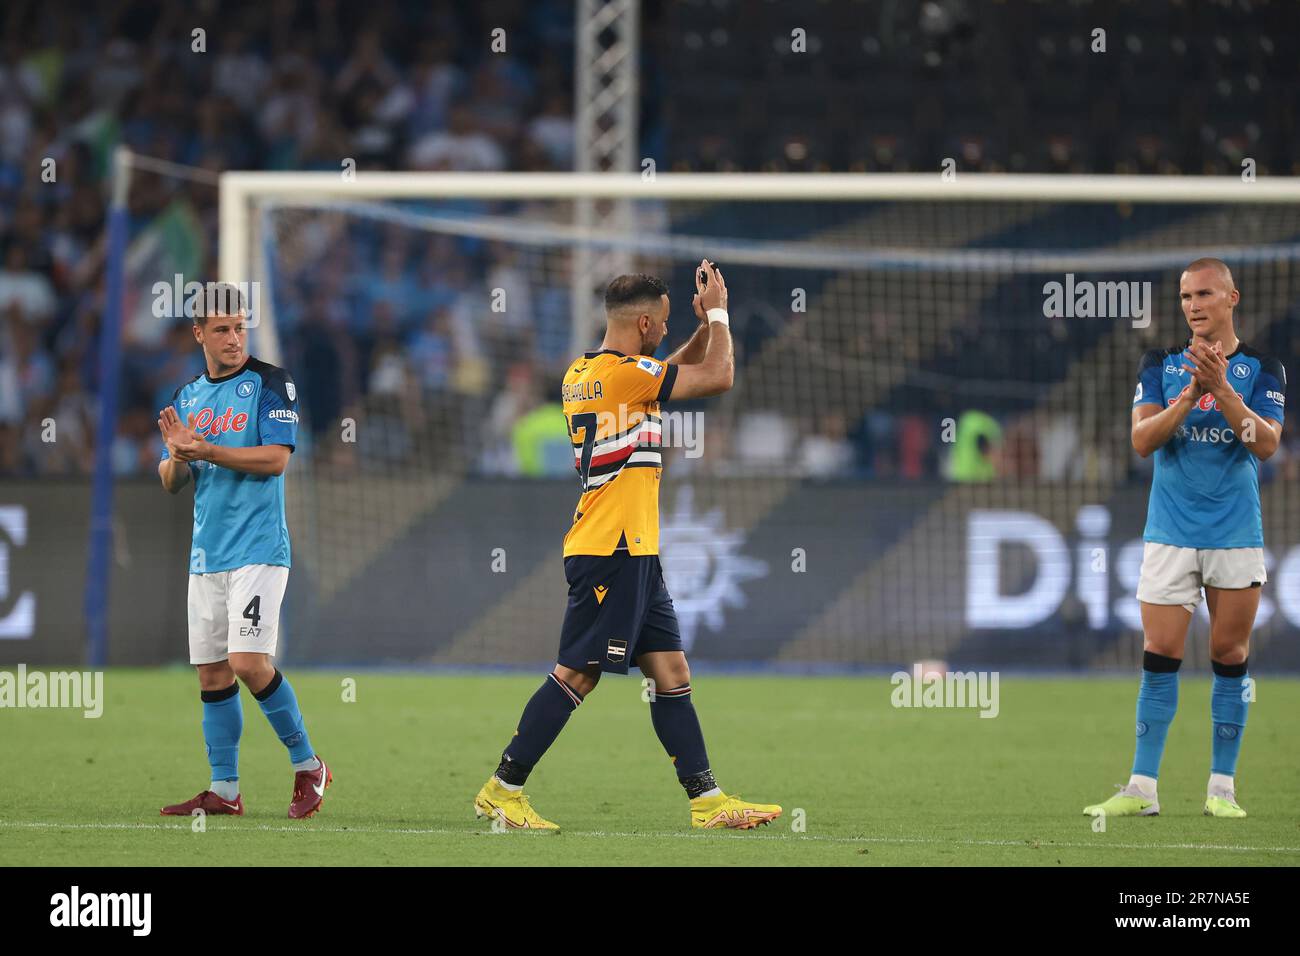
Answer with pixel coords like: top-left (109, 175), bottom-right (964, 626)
top-left (156, 283), bottom-right (331, 820)
top-left (1085, 258), bottom-right (1285, 820)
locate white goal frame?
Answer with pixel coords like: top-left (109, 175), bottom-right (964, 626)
top-left (219, 171), bottom-right (1300, 365)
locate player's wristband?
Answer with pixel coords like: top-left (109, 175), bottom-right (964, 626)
top-left (706, 308), bottom-right (729, 327)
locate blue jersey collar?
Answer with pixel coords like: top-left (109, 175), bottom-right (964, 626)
top-left (204, 357), bottom-right (252, 384)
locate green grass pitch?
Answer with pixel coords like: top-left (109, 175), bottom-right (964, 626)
top-left (2, 669), bottom-right (1298, 866)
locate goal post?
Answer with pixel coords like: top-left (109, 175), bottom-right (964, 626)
top-left (220, 171), bottom-right (1300, 672)
top-left (220, 169), bottom-right (1300, 205)
top-left (220, 170), bottom-right (1300, 370)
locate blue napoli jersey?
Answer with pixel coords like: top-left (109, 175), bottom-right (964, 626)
top-left (162, 357), bottom-right (299, 573)
top-left (1133, 343), bottom-right (1286, 549)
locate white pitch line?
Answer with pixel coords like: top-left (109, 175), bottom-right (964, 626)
top-left (1, 820), bottom-right (1297, 854)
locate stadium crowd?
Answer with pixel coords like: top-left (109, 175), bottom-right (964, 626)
top-left (0, 0), bottom-right (577, 476)
top-left (1, 0), bottom-right (1297, 483)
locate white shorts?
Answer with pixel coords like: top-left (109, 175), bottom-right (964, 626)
top-left (1136, 542), bottom-right (1266, 612)
top-left (188, 564), bottom-right (289, 665)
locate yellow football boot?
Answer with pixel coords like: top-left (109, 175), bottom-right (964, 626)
top-left (1083, 784), bottom-right (1160, 817)
top-left (1204, 793), bottom-right (1247, 818)
top-left (690, 791), bottom-right (782, 829)
top-left (473, 777), bottom-right (560, 831)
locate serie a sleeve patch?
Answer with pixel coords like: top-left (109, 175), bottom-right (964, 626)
top-left (636, 357), bottom-right (664, 378)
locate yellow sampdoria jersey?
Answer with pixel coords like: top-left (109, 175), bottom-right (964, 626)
top-left (561, 348), bottom-right (679, 556)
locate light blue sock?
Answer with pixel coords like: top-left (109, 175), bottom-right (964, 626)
top-left (200, 683), bottom-right (242, 784)
top-left (254, 670), bottom-right (315, 765)
top-left (1211, 661), bottom-right (1249, 777)
top-left (1131, 654), bottom-right (1180, 780)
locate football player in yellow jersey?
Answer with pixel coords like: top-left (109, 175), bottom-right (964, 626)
top-left (474, 261), bottom-right (782, 831)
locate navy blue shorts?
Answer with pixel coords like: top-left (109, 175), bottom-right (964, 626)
top-left (558, 553), bottom-right (683, 675)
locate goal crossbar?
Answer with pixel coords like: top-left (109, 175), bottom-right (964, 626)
top-left (220, 170), bottom-right (1300, 371)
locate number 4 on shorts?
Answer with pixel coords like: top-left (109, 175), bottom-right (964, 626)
top-left (243, 595), bottom-right (262, 628)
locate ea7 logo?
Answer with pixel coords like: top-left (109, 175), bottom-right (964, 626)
top-left (50, 886), bottom-right (151, 936)
top-left (240, 626), bottom-right (262, 638)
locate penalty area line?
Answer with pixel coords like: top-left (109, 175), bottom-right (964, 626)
top-left (0, 820), bottom-right (1297, 854)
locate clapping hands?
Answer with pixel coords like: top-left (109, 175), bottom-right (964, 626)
top-left (158, 406), bottom-right (207, 462)
top-left (1180, 339), bottom-right (1227, 401)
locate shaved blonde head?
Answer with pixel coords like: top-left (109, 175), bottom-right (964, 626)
top-left (1179, 256), bottom-right (1240, 343)
top-left (1183, 257), bottom-right (1235, 290)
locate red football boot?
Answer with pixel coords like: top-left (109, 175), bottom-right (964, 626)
top-left (288, 757), bottom-right (331, 819)
top-left (160, 790), bottom-right (244, 816)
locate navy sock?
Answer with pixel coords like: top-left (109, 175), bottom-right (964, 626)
top-left (1210, 658), bottom-right (1249, 777)
top-left (200, 682), bottom-right (242, 783)
top-left (253, 670), bottom-right (315, 764)
top-left (498, 673), bottom-right (583, 785)
top-left (1131, 651), bottom-right (1180, 780)
top-left (649, 683), bottom-right (714, 796)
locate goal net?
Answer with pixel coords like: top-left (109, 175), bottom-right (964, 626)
top-left (229, 174), bottom-right (1300, 672)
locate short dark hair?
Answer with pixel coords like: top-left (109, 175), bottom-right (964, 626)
top-left (604, 273), bottom-right (667, 312)
top-left (190, 282), bottom-right (248, 325)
